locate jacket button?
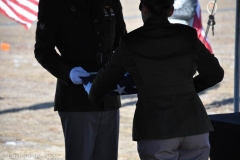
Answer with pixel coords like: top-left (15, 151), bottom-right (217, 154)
top-left (71, 6), bottom-right (76, 11)
top-left (98, 43), bottom-right (102, 47)
top-left (94, 19), bottom-right (97, 23)
top-left (96, 31), bottom-right (100, 35)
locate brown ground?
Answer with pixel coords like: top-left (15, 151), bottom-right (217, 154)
top-left (0, 0), bottom-right (237, 159)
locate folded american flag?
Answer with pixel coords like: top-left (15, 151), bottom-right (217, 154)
top-left (81, 72), bottom-right (137, 96)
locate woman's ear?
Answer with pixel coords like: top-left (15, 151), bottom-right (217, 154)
top-left (168, 7), bottom-right (174, 17)
top-left (141, 3), bottom-right (149, 14)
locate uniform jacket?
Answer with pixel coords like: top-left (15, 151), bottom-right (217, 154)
top-left (89, 16), bottom-right (224, 140)
top-left (34, 0), bottom-right (126, 111)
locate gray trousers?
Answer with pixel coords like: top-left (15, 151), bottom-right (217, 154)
top-left (58, 109), bottom-right (119, 160)
top-left (137, 133), bottom-right (210, 160)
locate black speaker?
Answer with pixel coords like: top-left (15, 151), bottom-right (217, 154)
top-left (209, 113), bottom-right (240, 160)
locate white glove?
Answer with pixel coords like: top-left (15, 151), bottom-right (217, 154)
top-left (69, 67), bottom-right (90, 85)
top-left (83, 82), bottom-right (92, 94)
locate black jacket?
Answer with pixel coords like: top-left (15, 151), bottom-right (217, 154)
top-left (89, 16), bottom-right (224, 140)
top-left (34, 0), bottom-right (126, 111)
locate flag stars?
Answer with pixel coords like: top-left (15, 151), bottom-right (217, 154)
top-left (114, 85), bottom-right (126, 94)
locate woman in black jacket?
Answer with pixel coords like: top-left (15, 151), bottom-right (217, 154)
top-left (89, 0), bottom-right (224, 159)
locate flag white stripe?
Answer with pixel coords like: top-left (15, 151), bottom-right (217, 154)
top-left (16, 0), bottom-right (38, 13)
top-left (201, 29), bottom-right (206, 37)
top-left (0, 1), bottom-right (32, 26)
top-left (7, 1), bottom-right (37, 21)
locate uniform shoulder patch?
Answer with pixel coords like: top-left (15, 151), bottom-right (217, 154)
top-left (36, 21), bottom-right (47, 35)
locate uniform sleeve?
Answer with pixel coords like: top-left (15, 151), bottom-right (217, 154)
top-left (193, 36), bottom-right (224, 93)
top-left (170, 0), bottom-right (197, 21)
top-left (89, 39), bottom-right (129, 104)
top-left (34, 0), bottom-right (73, 85)
top-left (113, 0), bottom-right (127, 50)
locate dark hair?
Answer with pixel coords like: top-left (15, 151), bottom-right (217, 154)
top-left (139, 0), bottom-right (174, 17)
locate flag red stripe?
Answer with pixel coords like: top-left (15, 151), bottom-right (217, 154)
top-left (192, 1), bottom-right (213, 54)
top-left (11, 0), bottom-right (38, 16)
top-left (2, 0), bottom-right (33, 23)
top-left (0, 5), bottom-right (29, 29)
top-left (0, 0), bottom-right (38, 29)
top-left (0, 6), bottom-right (7, 15)
top-left (29, 0), bottom-right (39, 6)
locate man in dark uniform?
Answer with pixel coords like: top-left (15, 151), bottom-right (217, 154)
top-left (34, 0), bottom-right (126, 159)
top-left (88, 0), bottom-right (224, 159)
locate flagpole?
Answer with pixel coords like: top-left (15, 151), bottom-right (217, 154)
top-left (234, 0), bottom-right (240, 112)
top-left (204, 0), bottom-right (217, 42)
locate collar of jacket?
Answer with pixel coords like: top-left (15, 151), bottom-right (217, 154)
top-left (144, 16), bottom-right (170, 26)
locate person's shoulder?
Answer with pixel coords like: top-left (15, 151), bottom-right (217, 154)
top-left (172, 23), bottom-right (194, 29)
top-left (110, 0), bottom-right (123, 9)
top-left (119, 26), bottom-right (146, 52)
top-left (122, 26), bottom-right (145, 40)
top-left (39, 0), bottom-right (58, 6)
top-left (39, 0), bottom-right (63, 9)
top-left (38, 0), bottom-right (63, 17)
top-left (171, 23), bottom-right (197, 34)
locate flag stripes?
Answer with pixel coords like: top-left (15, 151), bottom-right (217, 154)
top-left (192, 1), bottom-right (213, 53)
top-left (0, 0), bottom-right (39, 29)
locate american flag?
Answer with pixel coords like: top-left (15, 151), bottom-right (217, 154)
top-left (82, 72), bottom-right (137, 96)
top-left (0, 0), bottom-right (39, 29)
top-left (191, 0), bottom-right (213, 53)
